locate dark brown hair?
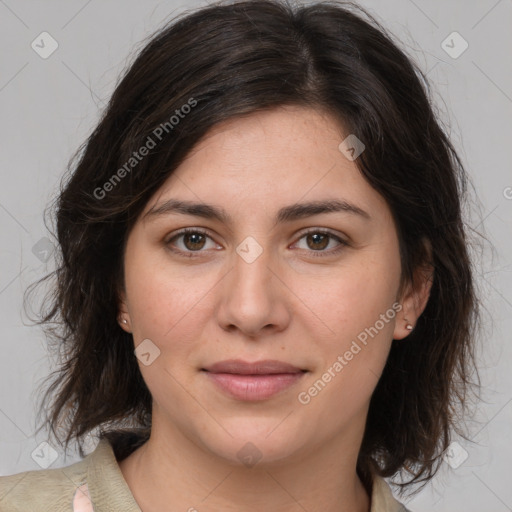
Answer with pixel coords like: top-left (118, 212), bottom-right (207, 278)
top-left (27, 0), bottom-right (481, 496)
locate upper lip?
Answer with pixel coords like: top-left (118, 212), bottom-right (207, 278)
top-left (202, 359), bottom-right (305, 375)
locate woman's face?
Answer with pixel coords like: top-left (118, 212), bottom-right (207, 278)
top-left (119, 105), bottom-right (419, 466)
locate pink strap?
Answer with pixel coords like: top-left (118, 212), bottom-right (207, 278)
top-left (72, 482), bottom-right (95, 512)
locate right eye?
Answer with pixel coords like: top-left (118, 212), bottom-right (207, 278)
top-left (165, 228), bottom-right (221, 257)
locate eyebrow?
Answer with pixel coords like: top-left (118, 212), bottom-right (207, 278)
top-left (143, 198), bottom-right (371, 226)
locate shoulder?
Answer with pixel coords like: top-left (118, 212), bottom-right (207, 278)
top-left (0, 435), bottom-right (143, 512)
top-left (0, 451), bottom-right (90, 512)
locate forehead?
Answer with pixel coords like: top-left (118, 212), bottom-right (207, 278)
top-left (141, 106), bottom-right (389, 221)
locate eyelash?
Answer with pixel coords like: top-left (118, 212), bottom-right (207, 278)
top-left (165, 227), bottom-right (348, 258)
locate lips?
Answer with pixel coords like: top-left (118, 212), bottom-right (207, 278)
top-left (201, 359), bottom-right (307, 401)
top-left (202, 359), bottom-right (305, 375)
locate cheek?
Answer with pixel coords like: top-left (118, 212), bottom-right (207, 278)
top-left (296, 247), bottom-right (401, 410)
top-left (128, 275), bottom-right (210, 347)
top-left (303, 255), bottom-right (400, 342)
top-left (125, 259), bottom-right (215, 402)
top-left (124, 241), bottom-right (211, 338)
top-left (124, 252), bottom-right (225, 391)
top-left (297, 263), bottom-right (400, 426)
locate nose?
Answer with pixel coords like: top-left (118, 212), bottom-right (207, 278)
top-left (215, 237), bottom-right (291, 338)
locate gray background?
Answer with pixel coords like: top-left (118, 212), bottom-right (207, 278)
top-left (0, 0), bottom-right (511, 510)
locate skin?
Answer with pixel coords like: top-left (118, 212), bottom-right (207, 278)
top-left (117, 105), bottom-right (432, 512)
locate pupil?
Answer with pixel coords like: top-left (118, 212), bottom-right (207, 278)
top-left (186, 233), bottom-right (204, 250)
top-left (309, 233), bottom-right (328, 250)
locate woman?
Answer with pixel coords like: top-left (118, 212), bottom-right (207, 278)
top-left (0, 0), bottom-right (480, 510)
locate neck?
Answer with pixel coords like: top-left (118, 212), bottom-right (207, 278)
top-left (119, 414), bottom-right (371, 512)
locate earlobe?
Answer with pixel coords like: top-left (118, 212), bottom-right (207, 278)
top-left (117, 289), bottom-right (131, 332)
top-left (118, 313), bottom-right (131, 332)
top-left (393, 259), bottom-right (434, 340)
top-left (393, 301), bottom-right (415, 341)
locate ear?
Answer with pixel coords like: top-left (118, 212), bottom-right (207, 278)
top-left (117, 287), bottom-right (132, 332)
top-left (393, 240), bottom-right (434, 340)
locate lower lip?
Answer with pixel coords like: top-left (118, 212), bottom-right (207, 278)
top-left (203, 371), bottom-right (306, 401)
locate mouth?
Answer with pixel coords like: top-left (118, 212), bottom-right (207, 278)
top-left (202, 359), bottom-right (306, 375)
top-left (201, 359), bottom-right (308, 401)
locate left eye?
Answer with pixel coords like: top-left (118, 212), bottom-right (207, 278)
top-left (294, 230), bottom-right (346, 254)
top-left (165, 228), bottom-right (346, 257)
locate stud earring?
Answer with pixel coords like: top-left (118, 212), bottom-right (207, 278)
top-left (404, 318), bottom-right (413, 331)
top-left (122, 319), bottom-right (128, 324)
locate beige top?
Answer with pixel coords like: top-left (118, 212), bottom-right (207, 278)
top-left (0, 439), bottom-right (411, 511)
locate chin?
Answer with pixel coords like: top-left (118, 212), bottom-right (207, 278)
top-left (195, 418), bottom-right (309, 468)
